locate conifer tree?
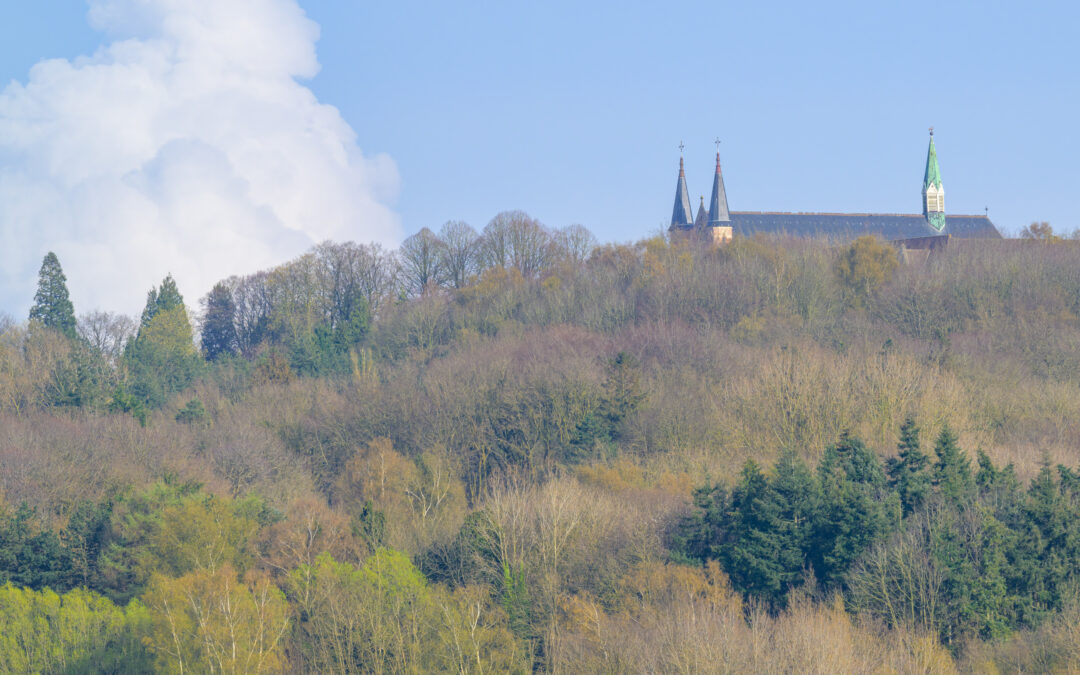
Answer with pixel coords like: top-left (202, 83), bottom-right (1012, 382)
top-left (139, 274), bottom-right (184, 329)
top-left (811, 433), bottom-right (890, 587)
top-left (200, 282), bottom-right (237, 361)
top-left (124, 276), bottom-right (202, 407)
top-left (932, 425), bottom-right (974, 503)
top-left (887, 418), bottom-right (931, 516)
top-left (722, 461), bottom-right (790, 604)
top-left (28, 252), bottom-right (77, 340)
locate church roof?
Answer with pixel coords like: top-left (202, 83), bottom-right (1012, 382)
top-left (670, 157), bottom-right (694, 228)
top-left (708, 152), bottom-right (731, 224)
top-left (923, 132), bottom-right (943, 191)
top-left (694, 196), bottom-right (709, 228)
top-left (702, 212), bottom-right (1001, 240)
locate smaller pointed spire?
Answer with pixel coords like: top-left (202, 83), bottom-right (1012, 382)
top-left (694, 195), bottom-right (709, 228)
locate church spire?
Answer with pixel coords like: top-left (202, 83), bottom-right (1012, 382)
top-left (694, 195), bottom-right (709, 228)
top-left (922, 128), bottom-right (946, 231)
top-left (707, 144), bottom-right (731, 225)
top-left (669, 146), bottom-right (694, 230)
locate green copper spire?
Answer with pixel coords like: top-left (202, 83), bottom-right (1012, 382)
top-left (923, 128), bottom-right (943, 191)
top-left (922, 128), bottom-right (946, 231)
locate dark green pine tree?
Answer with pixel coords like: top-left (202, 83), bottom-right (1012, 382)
top-left (769, 449), bottom-right (819, 592)
top-left (28, 252), bottom-right (77, 340)
top-left (200, 282), bottom-right (238, 361)
top-left (932, 425), bottom-right (974, 504)
top-left (720, 461), bottom-right (792, 605)
top-left (886, 418), bottom-right (931, 516)
top-left (810, 433), bottom-right (890, 589)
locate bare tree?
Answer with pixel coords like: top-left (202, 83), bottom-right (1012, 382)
top-left (313, 241), bottom-right (371, 330)
top-left (438, 221), bottom-right (479, 289)
top-left (77, 311), bottom-right (136, 365)
top-left (507, 212), bottom-right (554, 278)
top-left (400, 228), bottom-right (446, 295)
top-left (353, 242), bottom-right (401, 316)
top-left (228, 272), bottom-right (273, 356)
top-left (554, 224), bottom-right (597, 266)
top-left (481, 210), bottom-right (553, 278)
top-left (479, 212), bottom-right (513, 270)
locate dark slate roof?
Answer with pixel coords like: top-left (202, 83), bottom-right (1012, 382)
top-left (694, 197), bottom-right (709, 228)
top-left (670, 158), bottom-right (694, 228)
top-left (709, 212), bottom-right (1002, 240)
top-left (708, 154), bottom-right (731, 224)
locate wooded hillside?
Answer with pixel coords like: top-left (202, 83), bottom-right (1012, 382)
top-left (3, 217), bottom-right (1080, 673)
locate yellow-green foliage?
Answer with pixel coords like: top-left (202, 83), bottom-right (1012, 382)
top-left (142, 566), bottom-right (288, 675)
top-left (287, 551), bottom-right (528, 674)
top-left (0, 584), bottom-right (149, 674)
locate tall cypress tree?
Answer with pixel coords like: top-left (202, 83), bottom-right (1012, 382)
top-left (28, 252), bottom-right (77, 340)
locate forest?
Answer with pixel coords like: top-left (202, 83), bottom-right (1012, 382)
top-left (2, 212), bottom-right (1080, 673)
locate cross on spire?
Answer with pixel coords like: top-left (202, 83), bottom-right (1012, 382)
top-left (714, 137), bottom-right (721, 153)
top-left (679, 140), bottom-right (685, 155)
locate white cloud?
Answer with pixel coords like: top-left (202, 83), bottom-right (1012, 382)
top-left (0, 0), bottom-right (400, 316)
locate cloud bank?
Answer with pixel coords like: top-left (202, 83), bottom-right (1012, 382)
top-left (0, 0), bottom-right (400, 316)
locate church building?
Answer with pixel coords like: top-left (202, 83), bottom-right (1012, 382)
top-left (669, 131), bottom-right (1001, 243)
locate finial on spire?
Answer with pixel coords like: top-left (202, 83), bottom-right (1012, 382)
top-left (679, 140), bottom-right (685, 155)
top-left (715, 137), bottom-right (721, 153)
top-left (929, 126), bottom-right (934, 136)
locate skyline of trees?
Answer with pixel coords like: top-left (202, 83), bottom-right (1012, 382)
top-left (3, 220), bottom-right (1080, 671)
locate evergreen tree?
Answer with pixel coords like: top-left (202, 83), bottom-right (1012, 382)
top-left (932, 425), bottom-right (974, 504)
top-left (886, 418), bottom-right (931, 516)
top-left (200, 282), bottom-right (237, 361)
top-left (810, 433), bottom-right (890, 588)
top-left (769, 449), bottom-right (819, 592)
top-left (139, 274), bottom-right (184, 329)
top-left (124, 277), bottom-right (202, 408)
top-left (720, 461), bottom-right (792, 605)
top-left (28, 252), bottom-right (77, 340)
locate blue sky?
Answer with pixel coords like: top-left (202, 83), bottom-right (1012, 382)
top-left (300, 0), bottom-right (1078, 239)
top-left (1, 0), bottom-right (1078, 313)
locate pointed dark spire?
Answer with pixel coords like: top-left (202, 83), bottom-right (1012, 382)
top-left (707, 151), bottom-right (731, 225)
top-left (670, 152), bottom-right (694, 229)
top-left (694, 195), bottom-right (709, 228)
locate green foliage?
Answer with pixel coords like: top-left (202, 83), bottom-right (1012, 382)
top-left (287, 551), bottom-right (527, 674)
top-left (887, 418), bottom-right (931, 516)
top-left (174, 398), bottom-right (206, 424)
top-left (124, 278), bottom-right (202, 408)
top-left (139, 274), bottom-right (185, 329)
top-left (28, 252), bottom-right (77, 340)
top-left (107, 384), bottom-right (148, 425)
top-left (200, 281), bottom-right (237, 361)
top-left (0, 584), bottom-right (152, 674)
top-left (0, 503), bottom-right (77, 592)
top-left (811, 433), bottom-right (891, 587)
top-left (932, 425), bottom-right (974, 504)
